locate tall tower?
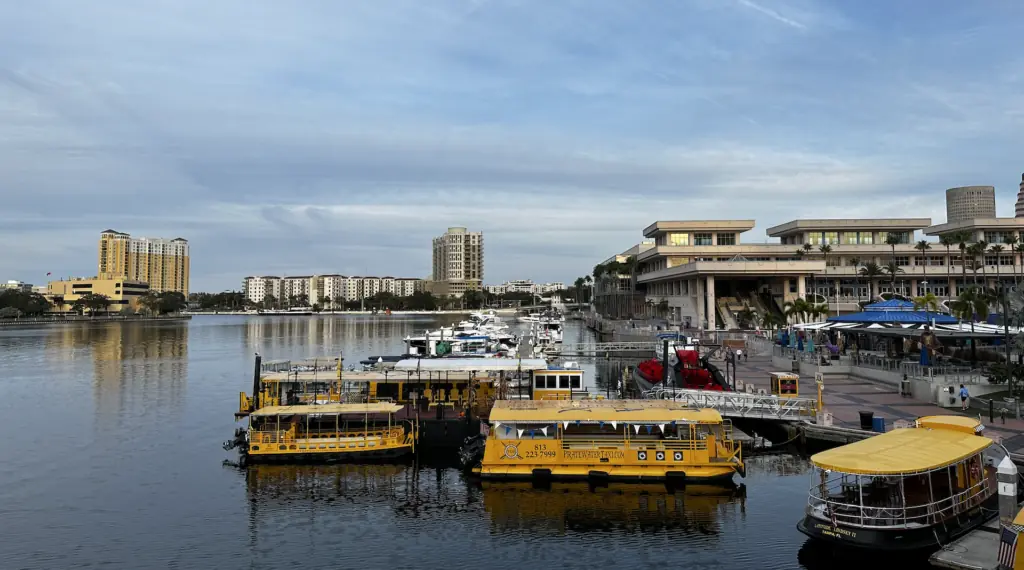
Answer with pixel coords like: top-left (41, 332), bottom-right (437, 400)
top-left (431, 227), bottom-right (483, 297)
top-left (945, 186), bottom-right (996, 222)
top-left (98, 230), bottom-right (190, 295)
top-left (1016, 174), bottom-right (1024, 218)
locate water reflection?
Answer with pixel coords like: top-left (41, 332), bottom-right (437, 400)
top-left (45, 322), bottom-right (188, 426)
top-left (481, 481), bottom-right (745, 535)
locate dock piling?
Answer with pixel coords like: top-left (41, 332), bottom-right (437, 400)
top-left (998, 456), bottom-right (1018, 525)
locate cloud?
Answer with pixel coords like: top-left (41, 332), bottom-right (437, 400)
top-left (0, 0), bottom-right (1023, 290)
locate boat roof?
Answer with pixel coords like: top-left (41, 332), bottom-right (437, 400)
top-left (917, 415), bottom-right (985, 434)
top-left (811, 427), bottom-right (992, 475)
top-left (251, 403), bottom-right (403, 417)
top-left (394, 358), bottom-right (550, 372)
top-left (488, 400), bottom-right (723, 424)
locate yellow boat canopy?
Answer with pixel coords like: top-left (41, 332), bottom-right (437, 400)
top-left (916, 415), bottom-right (985, 434)
top-left (251, 403), bottom-right (403, 417)
top-left (488, 400), bottom-right (723, 424)
top-left (811, 427), bottom-right (992, 475)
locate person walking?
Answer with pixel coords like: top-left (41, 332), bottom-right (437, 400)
top-left (959, 384), bottom-right (969, 411)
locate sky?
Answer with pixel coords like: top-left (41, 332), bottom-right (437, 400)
top-left (2, 1), bottom-right (1024, 292)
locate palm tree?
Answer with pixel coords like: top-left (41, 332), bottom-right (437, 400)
top-left (913, 239), bottom-right (932, 297)
top-left (1005, 234), bottom-right (1021, 288)
top-left (783, 298), bottom-right (811, 324)
top-left (954, 230), bottom-right (974, 290)
top-left (584, 275), bottom-right (593, 309)
top-left (883, 261), bottom-right (904, 297)
top-left (848, 256), bottom-right (862, 305)
top-left (859, 262), bottom-right (884, 301)
top-left (1016, 243), bottom-right (1024, 290)
top-left (939, 233), bottom-right (956, 305)
top-left (951, 287), bottom-right (991, 365)
top-left (885, 233), bottom-right (902, 262)
top-left (818, 244), bottom-right (833, 302)
top-left (913, 292), bottom-right (941, 326)
top-left (332, 295), bottom-right (345, 312)
top-left (990, 244), bottom-right (1006, 293)
top-left (975, 240), bottom-right (990, 286)
top-left (573, 277), bottom-right (586, 312)
top-left (966, 243), bottom-right (985, 285)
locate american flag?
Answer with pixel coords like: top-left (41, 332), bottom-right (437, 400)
top-left (999, 525), bottom-right (1018, 569)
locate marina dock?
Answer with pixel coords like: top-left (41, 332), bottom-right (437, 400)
top-left (930, 517), bottom-right (1001, 570)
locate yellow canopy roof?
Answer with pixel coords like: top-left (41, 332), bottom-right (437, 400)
top-left (488, 400), bottom-right (723, 424)
top-left (917, 415), bottom-right (984, 434)
top-left (811, 427), bottom-right (992, 475)
top-left (251, 403), bottom-right (403, 417)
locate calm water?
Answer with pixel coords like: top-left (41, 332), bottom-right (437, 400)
top-left (0, 316), bottom-right (925, 569)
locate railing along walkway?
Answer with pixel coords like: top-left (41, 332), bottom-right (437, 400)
top-left (642, 387), bottom-right (818, 420)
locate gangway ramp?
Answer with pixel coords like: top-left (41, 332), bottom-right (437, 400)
top-left (642, 387), bottom-right (819, 421)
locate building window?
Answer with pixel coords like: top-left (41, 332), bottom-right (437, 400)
top-left (843, 233), bottom-right (858, 245)
top-left (894, 256), bottom-right (910, 266)
top-left (694, 233), bottom-right (713, 246)
top-left (928, 256), bottom-right (945, 266)
top-left (984, 231), bottom-right (1008, 244)
top-left (859, 232), bottom-right (873, 245)
top-left (808, 232), bottom-right (823, 245)
top-left (716, 233), bottom-right (736, 245)
top-left (668, 233), bottom-right (689, 246)
top-left (823, 231), bottom-right (839, 245)
top-left (826, 257), bottom-right (841, 267)
top-left (1001, 255), bottom-right (1014, 266)
top-left (876, 232), bottom-right (888, 244)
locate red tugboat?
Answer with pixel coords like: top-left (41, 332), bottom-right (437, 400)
top-left (634, 346), bottom-right (730, 392)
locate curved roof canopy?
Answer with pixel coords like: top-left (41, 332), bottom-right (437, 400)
top-left (827, 311), bottom-right (958, 324)
top-left (863, 299), bottom-right (916, 311)
top-left (489, 400), bottom-right (723, 424)
top-left (811, 427), bottom-right (991, 475)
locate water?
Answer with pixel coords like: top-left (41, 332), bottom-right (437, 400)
top-left (0, 316), bottom-right (927, 569)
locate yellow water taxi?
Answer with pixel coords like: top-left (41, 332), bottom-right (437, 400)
top-left (462, 399), bottom-right (744, 483)
top-left (244, 402), bottom-right (416, 463)
top-left (797, 415), bottom-right (997, 551)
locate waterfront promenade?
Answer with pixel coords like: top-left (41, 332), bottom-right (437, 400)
top-left (0, 314), bottom-right (191, 326)
top-left (732, 353), bottom-right (1024, 455)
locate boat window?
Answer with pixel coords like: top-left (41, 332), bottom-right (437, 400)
top-left (570, 375), bottom-right (581, 389)
top-left (535, 375), bottom-right (545, 388)
top-left (558, 375), bottom-right (570, 389)
top-left (546, 376), bottom-right (557, 388)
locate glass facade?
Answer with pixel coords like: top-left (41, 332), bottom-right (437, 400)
top-left (823, 231), bottom-right (839, 245)
top-left (668, 233), bottom-right (689, 246)
top-left (694, 233), bottom-right (713, 246)
top-left (716, 233), bottom-right (736, 245)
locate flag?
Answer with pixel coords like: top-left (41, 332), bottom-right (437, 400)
top-left (828, 506), bottom-right (839, 529)
top-left (46, 272), bottom-right (51, 276)
top-left (999, 525), bottom-right (1018, 569)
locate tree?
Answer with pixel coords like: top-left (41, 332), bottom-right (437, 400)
top-left (858, 261), bottom-right (884, 300)
top-left (951, 286), bottom-right (990, 365)
top-left (783, 298), bottom-right (811, 324)
top-left (883, 260), bottom-right (904, 296)
top-left (818, 244), bottom-right (833, 301)
top-left (78, 293), bottom-right (111, 315)
top-left (1005, 234), bottom-right (1021, 288)
top-left (332, 295), bottom-right (346, 312)
top-left (990, 244), bottom-right (1006, 293)
top-left (462, 290), bottom-right (484, 310)
top-left (914, 239), bottom-right (931, 295)
top-left (573, 277), bottom-right (586, 312)
top-left (295, 293), bottom-right (310, 308)
top-left (262, 294), bottom-right (277, 310)
top-left (736, 307), bottom-right (755, 329)
top-left (848, 256), bottom-right (862, 305)
top-left (51, 294), bottom-right (65, 314)
top-left (155, 292), bottom-right (187, 314)
top-left (1016, 243), bottom-right (1024, 289)
top-left (0, 290), bottom-right (50, 316)
top-left (954, 230), bottom-right (974, 290)
top-left (939, 233), bottom-right (956, 305)
top-left (885, 233), bottom-right (902, 262)
top-left (976, 240), bottom-right (990, 284)
top-left (0, 306), bottom-right (22, 319)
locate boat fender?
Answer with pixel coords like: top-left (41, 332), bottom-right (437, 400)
top-left (587, 470), bottom-right (609, 481)
top-left (532, 468), bottom-right (552, 480)
top-left (665, 471), bottom-right (687, 484)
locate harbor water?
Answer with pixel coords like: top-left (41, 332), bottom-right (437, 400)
top-left (0, 316), bottom-right (930, 569)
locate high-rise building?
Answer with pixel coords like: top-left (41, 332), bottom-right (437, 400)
top-left (431, 226), bottom-right (484, 297)
top-left (98, 230), bottom-right (190, 295)
top-left (945, 186), bottom-right (996, 222)
top-left (1015, 174), bottom-right (1024, 218)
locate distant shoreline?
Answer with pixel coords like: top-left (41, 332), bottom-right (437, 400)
top-left (0, 314), bottom-right (193, 327)
top-left (185, 309), bottom-right (517, 316)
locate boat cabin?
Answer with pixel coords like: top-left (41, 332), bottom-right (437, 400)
top-left (531, 368), bottom-right (585, 400)
top-left (798, 416), bottom-right (997, 551)
top-left (770, 372), bottom-right (799, 398)
top-left (474, 399), bottom-right (744, 482)
top-left (245, 402), bottom-right (415, 463)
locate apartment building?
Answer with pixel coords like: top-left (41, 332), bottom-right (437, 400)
top-left (618, 215), bottom-right (1024, 329)
top-left (484, 280), bottom-right (567, 295)
top-left (1, 280), bottom-right (33, 292)
top-left (243, 275), bottom-right (424, 306)
top-left (98, 230), bottom-right (190, 295)
top-left (432, 226), bottom-right (484, 297)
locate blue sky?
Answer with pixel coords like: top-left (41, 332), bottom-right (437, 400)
top-left (2, 0), bottom-right (1023, 292)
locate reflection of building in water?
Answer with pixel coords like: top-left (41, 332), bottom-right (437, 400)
top-left (47, 322), bottom-right (188, 424)
top-left (242, 316), bottom-right (463, 359)
top-left (481, 482), bottom-right (744, 535)
top-left (744, 454), bottom-right (811, 478)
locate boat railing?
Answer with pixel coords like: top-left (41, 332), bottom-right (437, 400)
top-left (251, 427), bottom-right (405, 445)
top-left (560, 439), bottom-right (709, 451)
top-left (808, 477), bottom-right (991, 529)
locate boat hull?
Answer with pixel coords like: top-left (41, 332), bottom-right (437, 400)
top-left (245, 445), bottom-right (413, 464)
top-left (796, 494), bottom-right (998, 552)
top-left (475, 465), bottom-right (739, 484)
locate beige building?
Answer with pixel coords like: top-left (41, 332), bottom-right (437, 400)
top-left (945, 186), bottom-right (996, 222)
top-left (243, 274), bottom-right (424, 306)
top-left (618, 215), bottom-right (1024, 329)
top-left (432, 226), bottom-right (484, 297)
top-left (47, 276), bottom-right (150, 313)
top-left (99, 230), bottom-right (189, 296)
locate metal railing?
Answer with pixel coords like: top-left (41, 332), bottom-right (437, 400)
top-left (642, 387), bottom-right (818, 420)
top-left (807, 477), bottom-right (991, 529)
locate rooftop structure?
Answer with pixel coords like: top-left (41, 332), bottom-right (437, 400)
top-left (946, 186), bottom-right (996, 222)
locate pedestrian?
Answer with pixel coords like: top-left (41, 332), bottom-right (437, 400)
top-left (959, 384), bottom-right (969, 411)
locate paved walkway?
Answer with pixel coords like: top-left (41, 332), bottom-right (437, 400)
top-left (725, 354), bottom-right (1024, 454)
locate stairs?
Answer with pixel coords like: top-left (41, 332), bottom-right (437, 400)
top-left (717, 297), bottom-right (741, 330)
